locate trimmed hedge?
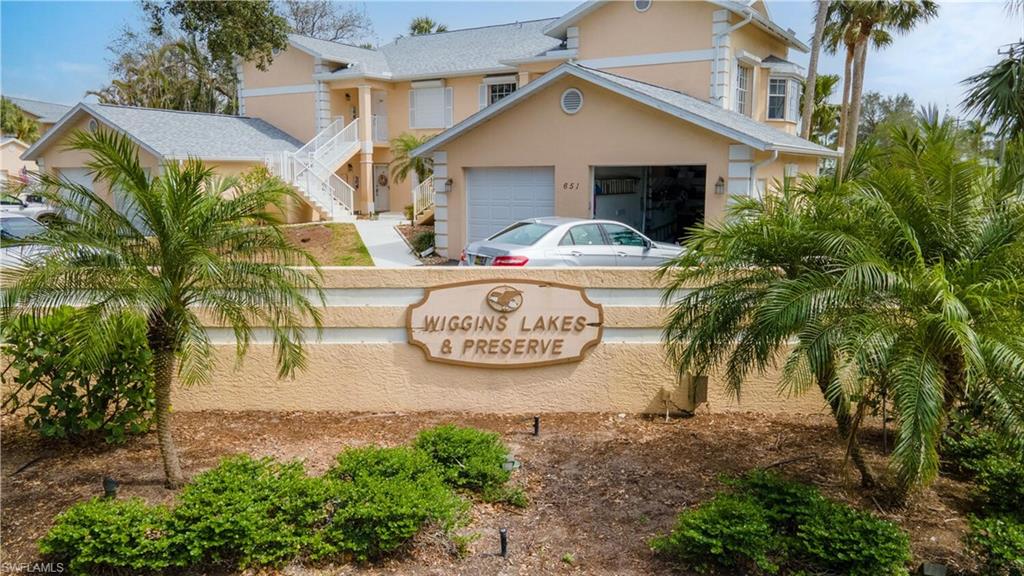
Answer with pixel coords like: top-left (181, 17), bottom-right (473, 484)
top-left (652, 471), bottom-right (911, 576)
top-left (40, 425), bottom-right (521, 573)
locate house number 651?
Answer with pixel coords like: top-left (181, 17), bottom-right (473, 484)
top-left (562, 182), bottom-right (580, 190)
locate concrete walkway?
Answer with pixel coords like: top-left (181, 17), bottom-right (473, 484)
top-left (353, 213), bottom-right (422, 268)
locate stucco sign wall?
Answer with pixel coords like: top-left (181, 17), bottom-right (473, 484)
top-left (407, 279), bottom-right (604, 368)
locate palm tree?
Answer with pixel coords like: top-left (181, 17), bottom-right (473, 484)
top-left (962, 46), bottom-right (1024, 141)
top-left (0, 98), bottom-right (40, 143)
top-left (839, 0), bottom-right (938, 166)
top-left (660, 116), bottom-right (1024, 494)
top-left (409, 16), bottom-right (447, 36)
top-left (805, 74), bottom-right (842, 146)
top-left (801, 0), bottom-right (830, 140)
top-left (1, 129), bottom-right (323, 488)
top-left (389, 132), bottom-right (434, 183)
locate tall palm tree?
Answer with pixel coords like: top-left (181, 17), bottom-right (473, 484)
top-left (1, 129), bottom-right (323, 488)
top-left (962, 46), bottom-right (1024, 141)
top-left (389, 132), bottom-right (434, 183)
top-left (840, 0), bottom-right (938, 166)
top-left (801, 0), bottom-right (830, 140)
top-left (660, 117), bottom-right (1024, 494)
top-left (409, 16), bottom-right (447, 36)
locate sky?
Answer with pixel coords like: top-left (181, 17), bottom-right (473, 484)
top-left (1, 0), bottom-right (1022, 113)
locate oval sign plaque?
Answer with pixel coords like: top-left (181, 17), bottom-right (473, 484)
top-left (407, 279), bottom-right (604, 368)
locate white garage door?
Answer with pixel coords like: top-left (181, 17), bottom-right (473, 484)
top-left (466, 167), bottom-right (555, 242)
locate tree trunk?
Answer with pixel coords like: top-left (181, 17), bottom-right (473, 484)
top-left (842, 37), bottom-right (869, 170)
top-left (817, 373), bottom-right (877, 487)
top-left (152, 347), bottom-right (185, 488)
top-left (837, 44), bottom-right (854, 151)
top-left (801, 0), bottom-right (830, 141)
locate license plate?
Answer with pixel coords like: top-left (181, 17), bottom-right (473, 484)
top-left (474, 255), bottom-right (488, 266)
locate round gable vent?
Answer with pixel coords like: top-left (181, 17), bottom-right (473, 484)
top-left (88, 119), bottom-right (98, 132)
top-left (634, 0), bottom-right (652, 12)
top-left (560, 88), bottom-right (583, 115)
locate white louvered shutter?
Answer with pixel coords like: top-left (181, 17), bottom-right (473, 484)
top-left (479, 84), bottom-right (487, 110)
top-left (445, 87), bottom-right (454, 127)
top-left (409, 90), bottom-right (416, 128)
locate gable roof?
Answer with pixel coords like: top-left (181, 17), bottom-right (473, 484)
top-left (22, 103), bottom-right (302, 162)
top-left (309, 19), bottom-right (563, 81)
top-left (543, 0), bottom-right (808, 53)
top-left (1, 137), bottom-right (31, 150)
top-left (412, 63), bottom-right (839, 158)
top-left (5, 96), bottom-right (72, 124)
top-left (287, 34), bottom-right (391, 76)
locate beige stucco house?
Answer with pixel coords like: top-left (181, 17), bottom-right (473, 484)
top-left (5, 96), bottom-right (71, 135)
top-left (1, 138), bottom-right (35, 183)
top-left (21, 0), bottom-right (837, 258)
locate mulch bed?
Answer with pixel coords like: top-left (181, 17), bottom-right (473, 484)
top-left (396, 224), bottom-right (452, 266)
top-left (0, 411), bottom-right (977, 574)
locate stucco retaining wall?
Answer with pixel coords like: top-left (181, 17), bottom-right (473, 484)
top-left (174, 267), bottom-right (827, 415)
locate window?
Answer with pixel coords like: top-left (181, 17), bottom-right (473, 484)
top-left (768, 78), bottom-right (787, 120)
top-left (1, 194), bottom-right (23, 206)
top-left (409, 83), bottom-right (453, 129)
top-left (488, 82), bottom-right (517, 105)
top-left (602, 224), bottom-right (647, 247)
top-left (562, 223), bottom-right (606, 246)
top-left (488, 222), bottom-right (555, 245)
top-left (735, 64), bottom-right (751, 116)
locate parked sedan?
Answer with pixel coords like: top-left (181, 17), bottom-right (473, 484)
top-left (459, 217), bottom-right (683, 267)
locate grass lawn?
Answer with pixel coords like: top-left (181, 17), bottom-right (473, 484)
top-left (282, 223), bottom-right (373, 266)
top-left (0, 412), bottom-right (976, 574)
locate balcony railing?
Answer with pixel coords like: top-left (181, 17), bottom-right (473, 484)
top-left (412, 175), bottom-right (435, 219)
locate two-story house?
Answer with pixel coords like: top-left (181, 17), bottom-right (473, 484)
top-left (22, 0), bottom-right (837, 259)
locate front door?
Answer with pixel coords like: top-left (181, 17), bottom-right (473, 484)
top-left (373, 164), bottom-right (390, 212)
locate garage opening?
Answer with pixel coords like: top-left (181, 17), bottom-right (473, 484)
top-left (593, 165), bottom-right (706, 244)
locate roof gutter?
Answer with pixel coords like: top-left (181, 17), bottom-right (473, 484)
top-left (711, 11), bottom-right (753, 107)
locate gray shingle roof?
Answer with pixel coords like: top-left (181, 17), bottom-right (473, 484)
top-left (414, 63), bottom-right (839, 158)
top-left (379, 19), bottom-right (561, 78)
top-left (86, 104), bottom-right (302, 159)
top-left (23, 103), bottom-right (302, 161)
top-left (298, 19), bottom-right (563, 80)
top-left (5, 97), bottom-right (72, 123)
top-left (288, 34), bottom-right (391, 76)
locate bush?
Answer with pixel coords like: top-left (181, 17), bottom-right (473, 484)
top-left (308, 474), bottom-right (465, 562)
top-left (404, 204), bottom-right (414, 220)
top-left (411, 230), bottom-right (435, 253)
top-left (974, 455), bottom-right (1024, 518)
top-left (652, 471), bottom-right (911, 576)
top-left (967, 515), bottom-right (1024, 576)
top-left (170, 455), bottom-right (323, 569)
top-left (651, 494), bottom-right (779, 574)
top-left (2, 308), bottom-right (154, 444)
top-left (38, 498), bottom-right (182, 574)
top-left (414, 424), bottom-right (510, 492)
top-left (329, 445), bottom-right (440, 483)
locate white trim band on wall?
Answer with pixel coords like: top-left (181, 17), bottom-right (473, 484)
top-left (577, 49), bottom-right (715, 70)
top-left (240, 84), bottom-right (317, 98)
top-left (206, 327), bottom-right (669, 345)
top-left (303, 288), bottom-right (683, 307)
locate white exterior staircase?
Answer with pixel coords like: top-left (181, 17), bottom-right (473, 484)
top-left (266, 118), bottom-right (361, 222)
top-left (412, 176), bottom-right (436, 226)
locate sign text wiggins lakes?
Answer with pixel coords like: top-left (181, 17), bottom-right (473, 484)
top-left (406, 280), bottom-right (603, 368)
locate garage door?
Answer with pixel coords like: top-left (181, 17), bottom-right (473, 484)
top-left (466, 167), bottom-right (555, 242)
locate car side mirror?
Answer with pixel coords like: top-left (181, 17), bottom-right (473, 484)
top-left (643, 239), bottom-right (652, 250)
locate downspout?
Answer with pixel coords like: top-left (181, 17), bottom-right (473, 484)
top-left (749, 149), bottom-right (778, 197)
top-left (711, 10), bottom-right (754, 106)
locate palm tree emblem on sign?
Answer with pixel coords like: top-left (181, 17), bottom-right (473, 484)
top-left (486, 285), bottom-right (524, 313)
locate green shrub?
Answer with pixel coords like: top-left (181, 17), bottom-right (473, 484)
top-left (308, 474), bottom-right (466, 562)
top-left (2, 307), bottom-right (154, 444)
top-left (941, 421), bottom-right (1006, 477)
top-left (329, 445), bottom-right (439, 483)
top-left (653, 471), bottom-right (911, 576)
top-left (404, 204), bottom-right (414, 220)
top-left (414, 424), bottom-right (510, 492)
top-left (975, 455), bottom-right (1024, 518)
top-left (967, 515), bottom-right (1024, 576)
top-left (170, 455), bottom-right (323, 569)
top-left (651, 494), bottom-right (779, 574)
top-left (411, 230), bottom-right (435, 253)
top-left (38, 498), bottom-right (182, 574)
top-left (794, 499), bottom-right (911, 576)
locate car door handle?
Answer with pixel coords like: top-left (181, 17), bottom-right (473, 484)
top-left (570, 251), bottom-right (583, 257)
top-left (616, 251), bottom-right (629, 257)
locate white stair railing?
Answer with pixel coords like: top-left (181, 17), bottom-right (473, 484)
top-left (313, 120), bottom-right (359, 168)
top-left (412, 175), bottom-right (436, 218)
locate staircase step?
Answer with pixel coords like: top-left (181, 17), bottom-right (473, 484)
top-left (415, 208), bottom-right (435, 227)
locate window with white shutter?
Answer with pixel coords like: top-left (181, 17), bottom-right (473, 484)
top-left (409, 81), bottom-right (447, 129)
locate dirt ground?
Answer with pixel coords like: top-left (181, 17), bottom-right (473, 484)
top-left (283, 223), bottom-right (373, 266)
top-left (0, 411), bottom-right (977, 575)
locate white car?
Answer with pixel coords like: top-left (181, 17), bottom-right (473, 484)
top-left (0, 214), bottom-right (51, 266)
top-left (0, 193), bottom-right (58, 223)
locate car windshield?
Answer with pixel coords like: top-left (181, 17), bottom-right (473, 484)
top-left (0, 217), bottom-right (45, 240)
top-left (487, 222), bottom-right (555, 246)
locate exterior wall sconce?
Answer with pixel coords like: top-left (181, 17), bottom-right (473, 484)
top-left (441, 178), bottom-right (453, 193)
top-left (345, 93), bottom-right (351, 102)
top-left (714, 176), bottom-right (725, 195)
